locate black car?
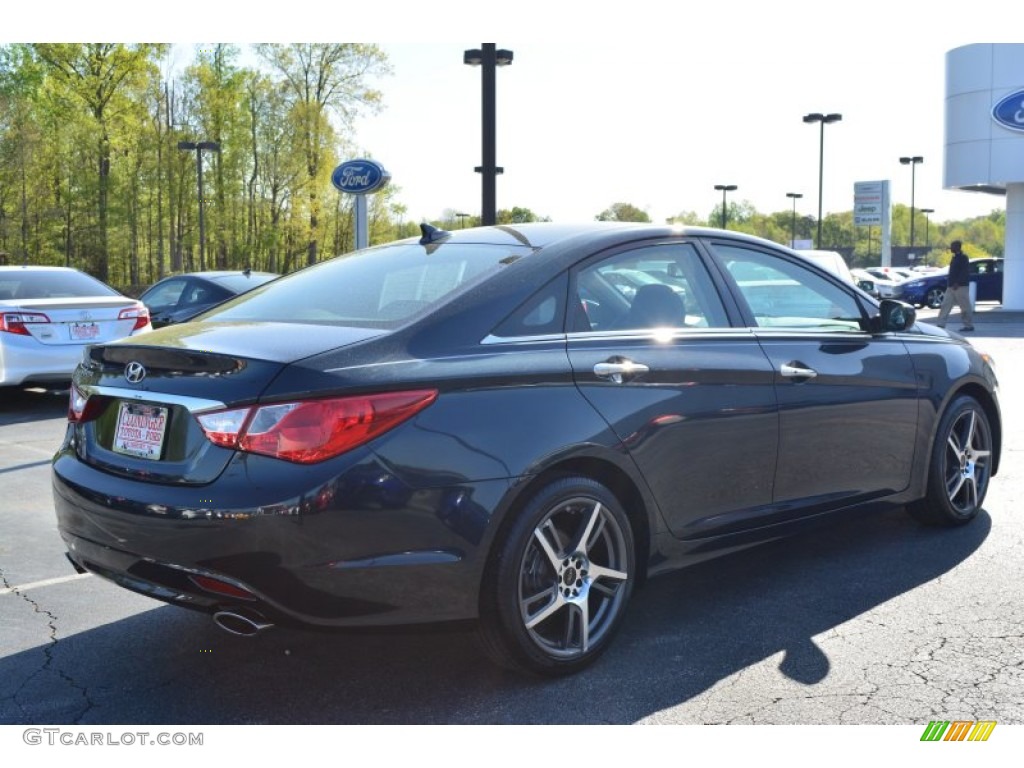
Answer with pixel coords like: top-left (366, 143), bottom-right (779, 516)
top-left (139, 270), bottom-right (278, 327)
top-left (52, 223), bottom-right (1001, 676)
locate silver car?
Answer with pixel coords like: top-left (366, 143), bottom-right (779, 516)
top-left (0, 266), bottom-right (151, 387)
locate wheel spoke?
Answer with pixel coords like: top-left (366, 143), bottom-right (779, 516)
top-left (574, 501), bottom-right (604, 556)
top-left (947, 434), bottom-right (961, 455)
top-left (568, 602), bottom-right (589, 652)
top-left (962, 411), bottom-right (977, 446)
top-left (947, 472), bottom-right (966, 502)
top-left (532, 523), bottom-right (563, 571)
top-left (524, 590), bottom-right (564, 630)
top-left (964, 476), bottom-right (978, 509)
top-left (588, 563), bottom-right (629, 583)
top-left (590, 579), bottom-right (621, 598)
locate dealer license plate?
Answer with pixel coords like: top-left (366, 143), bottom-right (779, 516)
top-left (71, 322), bottom-right (100, 340)
top-left (112, 403), bottom-right (169, 460)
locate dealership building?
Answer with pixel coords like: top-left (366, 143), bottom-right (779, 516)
top-left (945, 43), bottom-right (1024, 310)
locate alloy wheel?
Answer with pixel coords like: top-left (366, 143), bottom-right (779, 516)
top-left (517, 496), bottom-right (630, 660)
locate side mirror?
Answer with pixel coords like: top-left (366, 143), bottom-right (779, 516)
top-left (871, 299), bottom-right (916, 333)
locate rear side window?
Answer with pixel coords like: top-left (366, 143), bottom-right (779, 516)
top-left (491, 274), bottom-right (568, 338)
top-left (205, 242), bottom-right (534, 329)
top-left (572, 242), bottom-right (730, 332)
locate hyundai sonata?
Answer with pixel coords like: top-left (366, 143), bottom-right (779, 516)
top-left (52, 223), bottom-right (1000, 675)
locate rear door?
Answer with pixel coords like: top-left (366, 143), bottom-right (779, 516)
top-left (970, 259), bottom-right (1003, 302)
top-left (566, 240), bottom-right (780, 539)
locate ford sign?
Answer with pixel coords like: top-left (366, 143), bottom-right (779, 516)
top-left (992, 90), bottom-right (1024, 133)
top-left (331, 159), bottom-right (391, 195)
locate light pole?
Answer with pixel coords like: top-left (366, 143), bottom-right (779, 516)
top-left (803, 112), bottom-right (842, 248)
top-left (464, 44), bottom-right (513, 226)
top-left (786, 192), bottom-right (803, 247)
top-left (177, 140), bottom-right (220, 270)
top-left (899, 156), bottom-right (924, 251)
top-left (714, 184), bottom-right (737, 229)
top-left (920, 207), bottom-right (934, 263)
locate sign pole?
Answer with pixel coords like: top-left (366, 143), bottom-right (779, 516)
top-left (355, 195), bottom-right (368, 250)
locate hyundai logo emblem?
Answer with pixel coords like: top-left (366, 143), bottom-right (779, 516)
top-left (124, 361), bottom-right (147, 384)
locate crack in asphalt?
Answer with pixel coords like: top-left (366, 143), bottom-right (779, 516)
top-left (0, 563), bottom-right (95, 724)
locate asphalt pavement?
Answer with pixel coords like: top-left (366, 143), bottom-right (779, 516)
top-left (1, 308), bottom-right (1023, 732)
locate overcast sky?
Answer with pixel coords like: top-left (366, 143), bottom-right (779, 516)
top-left (8, 1), bottom-right (1019, 229)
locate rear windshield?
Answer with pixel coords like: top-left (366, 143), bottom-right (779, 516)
top-left (203, 242), bottom-right (532, 328)
top-left (0, 270), bottom-right (120, 300)
top-left (209, 273), bottom-right (278, 293)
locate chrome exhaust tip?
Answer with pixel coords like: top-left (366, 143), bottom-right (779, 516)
top-left (212, 609), bottom-right (274, 637)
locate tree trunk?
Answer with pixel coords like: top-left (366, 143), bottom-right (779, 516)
top-left (97, 130), bottom-right (110, 282)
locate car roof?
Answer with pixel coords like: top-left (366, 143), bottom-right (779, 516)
top-left (0, 265), bottom-right (83, 272)
top-left (157, 270), bottom-right (278, 279)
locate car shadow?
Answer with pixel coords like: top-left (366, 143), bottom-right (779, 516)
top-left (0, 507), bottom-right (990, 725)
top-left (0, 386), bottom-right (70, 425)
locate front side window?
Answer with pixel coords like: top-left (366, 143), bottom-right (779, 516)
top-left (142, 279), bottom-right (187, 309)
top-left (711, 243), bottom-right (863, 331)
top-left (573, 243), bottom-right (729, 332)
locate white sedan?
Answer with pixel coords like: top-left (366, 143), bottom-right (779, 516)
top-left (0, 266), bottom-right (151, 387)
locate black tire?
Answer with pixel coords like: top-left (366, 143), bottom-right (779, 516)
top-left (479, 476), bottom-right (635, 676)
top-left (926, 287), bottom-right (945, 309)
top-left (908, 395), bottom-right (993, 526)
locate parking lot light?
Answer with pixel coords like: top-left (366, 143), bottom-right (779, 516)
top-left (803, 112), bottom-right (842, 247)
top-left (714, 184), bottom-right (738, 229)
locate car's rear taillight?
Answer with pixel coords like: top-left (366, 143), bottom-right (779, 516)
top-left (118, 304), bottom-right (150, 331)
top-left (196, 390), bottom-right (438, 464)
top-left (68, 383), bottom-right (104, 424)
top-left (0, 311), bottom-right (50, 336)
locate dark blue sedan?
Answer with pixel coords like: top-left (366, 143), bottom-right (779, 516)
top-left (52, 223), bottom-right (1001, 676)
top-left (900, 258), bottom-right (1003, 308)
top-left (139, 270), bottom-right (279, 328)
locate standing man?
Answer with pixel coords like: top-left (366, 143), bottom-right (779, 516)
top-left (935, 240), bottom-right (974, 332)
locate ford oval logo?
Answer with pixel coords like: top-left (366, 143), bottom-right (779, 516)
top-left (331, 159), bottom-right (391, 195)
top-left (124, 361), bottom-right (147, 384)
top-left (992, 89), bottom-right (1024, 133)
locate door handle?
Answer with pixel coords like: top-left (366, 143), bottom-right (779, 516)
top-left (593, 359), bottom-right (650, 384)
top-left (780, 363), bottom-right (818, 379)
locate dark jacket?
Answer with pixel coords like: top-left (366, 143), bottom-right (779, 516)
top-left (948, 251), bottom-right (970, 288)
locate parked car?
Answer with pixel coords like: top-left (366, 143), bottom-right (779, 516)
top-left (858, 268), bottom-right (904, 299)
top-left (52, 223), bottom-right (1001, 676)
top-left (900, 258), bottom-right (1003, 309)
top-left (139, 269), bottom-right (278, 328)
top-left (793, 249), bottom-right (855, 284)
top-left (0, 266), bottom-right (150, 388)
top-left (850, 269), bottom-right (880, 298)
top-left (899, 268), bottom-right (951, 309)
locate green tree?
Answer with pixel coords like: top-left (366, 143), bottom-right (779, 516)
top-left (596, 202), bottom-right (650, 222)
top-left (255, 44), bottom-right (389, 267)
top-left (32, 44), bottom-right (164, 281)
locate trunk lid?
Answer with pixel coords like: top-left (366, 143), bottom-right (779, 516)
top-left (70, 321), bottom-right (386, 485)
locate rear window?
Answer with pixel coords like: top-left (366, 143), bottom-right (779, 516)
top-left (204, 242), bottom-right (532, 328)
top-left (0, 270), bottom-right (119, 300)
top-left (209, 273), bottom-right (278, 293)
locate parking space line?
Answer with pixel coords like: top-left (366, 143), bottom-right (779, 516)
top-left (0, 572), bottom-right (92, 595)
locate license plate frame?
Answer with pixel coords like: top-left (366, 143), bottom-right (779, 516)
top-left (70, 322), bottom-right (100, 341)
top-left (112, 402), bottom-right (169, 460)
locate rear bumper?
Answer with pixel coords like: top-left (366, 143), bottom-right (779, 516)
top-left (1, 326), bottom-right (150, 386)
top-left (52, 445), bottom-right (510, 627)
top-left (0, 334), bottom-right (84, 385)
